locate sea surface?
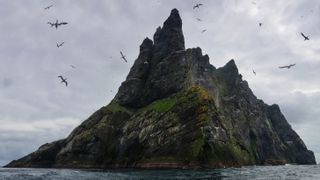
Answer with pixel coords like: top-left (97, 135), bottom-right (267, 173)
top-left (0, 165), bottom-right (319, 180)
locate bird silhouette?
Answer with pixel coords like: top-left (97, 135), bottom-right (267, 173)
top-left (300, 32), bottom-right (309, 41)
top-left (259, 23), bottom-right (262, 27)
top-left (47, 21), bottom-right (58, 29)
top-left (120, 51), bottom-right (127, 62)
top-left (70, 65), bottom-right (76, 69)
top-left (47, 20), bottom-right (68, 29)
top-left (196, 18), bottom-right (202, 22)
top-left (44, 5), bottom-right (53, 10)
top-left (253, 70), bottom-right (256, 75)
top-left (193, 3), bottom-right (203, 9)
top-left (201, 29), bottom-right (207, 33)
top-left (57, 42), bottom-right (65, 48)
top-left (279, 64), bottom-right (296, 69)
top-left (58, 75), bottom-right (68, 86)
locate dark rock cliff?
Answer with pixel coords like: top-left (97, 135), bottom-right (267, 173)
top-left (5, 9), bottom-right (315, 169)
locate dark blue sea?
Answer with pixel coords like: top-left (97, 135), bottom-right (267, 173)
top-left (0, 165), bottom-right (319, 179)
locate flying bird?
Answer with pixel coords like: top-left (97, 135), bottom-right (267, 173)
top-left (196, 18), bottom-right (202, 22)
top-left (259, 23), bottom-right (262, 27)
top-left (58, 76), bottom-right (68, 86)
top-left (120, 51), bottom-right (127, 62)
top-left (47, 21), bottom-right (59, 29)
top-left (193, 3), bottom-right (203, 9)
top-left (300, 32), bottom-right (309, 41)
top-left (57, 42), bottom-right (65, 48)
top-left (70, 65), bottom-right (76, 69)
top-left (253, 70), bottom-right (256, 75)
top-left (44, 5), bottom-right (53, 10)
top-left (279, 64), bottom-right (296, 69)
top-left (47, 20), bottom-right (68, 29)
top-left (201, 29), bottom-right (207, 33)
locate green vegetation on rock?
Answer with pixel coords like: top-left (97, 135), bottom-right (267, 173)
top-left (106, 101), bottom-right (133, 114)
top-left (147, 98), bottom-right (177, 112)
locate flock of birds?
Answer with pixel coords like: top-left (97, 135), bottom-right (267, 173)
top-left (44, 2), bottom-right (312, 86)
top-left (193, 3), bottom-right (207, 33)
top-left (44, 4), bottom-right (130, 87)
top-left (193, 2), bottom-right (311, 76)
top-left (44, 5), bottom-right (71, 86)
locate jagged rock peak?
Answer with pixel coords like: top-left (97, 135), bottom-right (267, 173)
top-left (163, 8), bottom-right (182, 31)
top-left (216, 59), bottom-right (241, 86)
top-left (139, 37), bottom-right (153, 53)
top-left (114, 9), bottom-right (188, 107)
top-left (153, 9), bottom-right (185, 60)
top-left (222, 59), bottom-right (238, 73)
top-left (141, 37), bottom-right (153, 47)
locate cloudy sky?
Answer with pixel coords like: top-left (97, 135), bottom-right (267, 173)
top-left (0, 0), bottom-right (320, 166)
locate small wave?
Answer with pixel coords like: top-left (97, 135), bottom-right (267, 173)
top-left (1, 165), bottom-right (320, 180)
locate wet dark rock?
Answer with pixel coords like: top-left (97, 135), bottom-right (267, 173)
top-left (5, 9), bottom-right (316, 169)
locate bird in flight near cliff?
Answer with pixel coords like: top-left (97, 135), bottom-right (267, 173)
top-left (47, 20), bottom-right (68, 29)
top-left (193, 3), bottom-right (203, 9)
top-left (253, 70), bottom-right (256, 75)
top-left (196, 18), bottom-right (202, 22)
top-left (120, 51), bottom-right (127, 62)
top-left (300, 32), bottom-right (310, 41)
top-left (259, 23), bottom-right (262, 27)
top-left (58, 76), bottom-right (68, 86)
top-left (56, 42), bottom-right (65, 48)
top-left (44, 5), bottom-right (53, 10)
top-left (201, 29), bottom-right (207, 33)
top-left (279, 64), bottom-right (296, 69)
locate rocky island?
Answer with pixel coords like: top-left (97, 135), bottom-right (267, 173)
top-left (5, 9), bottom-right (316, 169)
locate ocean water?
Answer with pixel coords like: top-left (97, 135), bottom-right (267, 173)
top-left (0, 165), bottom-right (319, 180)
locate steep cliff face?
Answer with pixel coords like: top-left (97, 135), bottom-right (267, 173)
top-left (5, 9), bottom-right (315, 169)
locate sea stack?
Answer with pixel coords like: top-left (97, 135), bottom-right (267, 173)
top-left (5, 9), bottom-right (316, 169)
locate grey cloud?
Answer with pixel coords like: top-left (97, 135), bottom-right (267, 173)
top-left (279, 91), bottom-right (320, 124)
top-left (2, 78), bottom-right (13, 88)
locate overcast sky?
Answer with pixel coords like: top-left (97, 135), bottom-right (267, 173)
top-left (0, 0), bottom-right (320, 166)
